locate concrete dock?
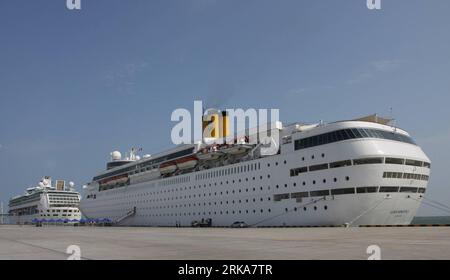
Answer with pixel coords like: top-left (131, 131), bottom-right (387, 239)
top-left (1, 225), bottom-right (449, 260)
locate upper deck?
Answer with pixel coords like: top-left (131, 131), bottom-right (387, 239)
top-left (86, 115), bottom-right (423, 191)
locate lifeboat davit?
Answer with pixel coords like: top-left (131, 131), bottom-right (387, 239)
top-left (176, 156), bottom-right (198, 170)
top-left (159, 162), bottom-right (177, 174)
top-left (197, 146), bottom-right (222, 161)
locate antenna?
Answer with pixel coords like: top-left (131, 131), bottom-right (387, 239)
top-left (389, 107), bottom-right (396, 128)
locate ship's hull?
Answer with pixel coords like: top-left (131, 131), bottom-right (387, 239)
top-left (9, 209), bottom-right (82, 225)
top-left (9, 213), bottom-right (38, 225)
top-left (80, 121), bottom-right (430, 227)
top-left (81, 190), bottom-right (422, 227)
top-left (9, 188), bottom-right (82, 225)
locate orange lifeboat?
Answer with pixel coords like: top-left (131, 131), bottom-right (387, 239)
top-left (159, 162), bottom-right (177, 174)
top-left (175, 156), bottom-right (198, 170)
top-left (100, 174), bottom-right (129, 187)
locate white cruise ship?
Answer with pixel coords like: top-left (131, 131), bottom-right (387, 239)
top-left (80, 114), bottom-right (431, 227)
top-left (9, 177), bottom-right (82, 224)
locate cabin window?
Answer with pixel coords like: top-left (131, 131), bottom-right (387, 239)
top-left (309, 163), bottom-right (329, 172)
top-left (310, 190), bottom-right (330, 197)
top-left (379, 186), bottom-right (399, 193)
top-left (331, 188), bottom-right (355, 195)
top-left (274, 193), bottom-right (290, 201)
top-left (353, 157), bottom-right (384, 165)
top-left (400, 187), bottom-right (418, 193)
top-left (383, 172), bottom-right (403, 179)
top-left (385, 157), bottom-right (405, 165)
top-left (294, 128), bottom-right (416, 151)
top-left (290, 166), bottom-right (308, 177)
top-left (405, 159), bottom-right (423, 167)
top-left (290, 192), bottom-right (309, 199)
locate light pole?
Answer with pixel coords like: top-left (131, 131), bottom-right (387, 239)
top-left (0, 201), bottom-right (3, 224)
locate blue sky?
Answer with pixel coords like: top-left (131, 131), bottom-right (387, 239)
top-left (1, 0), bottom-right (449, 216)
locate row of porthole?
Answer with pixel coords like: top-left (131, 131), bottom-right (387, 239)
top-left (124, 204), bottom-right (330, 218)
top-left (153, 174), bottom-right (350, 200)
top-left (104, 191), bottom-right (269, 203)
top-left (87, 202), bottom-right (330, 214)
top-left (302, 153), bottom-right (326, 161)
top-left (142, 197), bottom-right (273, 209)
top-left (139, 209), bottom-right (273, 217)
top-left (96, 175), bottom-right (351, 202)
top-left (286, 205), bottom-right (328, 212)
top-left (277, 176), bottom-right (350, 189)
top-left (95, 209), bottom-right (271, 217)
top-left (100, 174), bottom-right (275, 196)
top-left (97, 185), bottom-right (272, 201)
top-left (267, 160), bottom-right (288, 167)
top-left (85, 196), bottom-right (274, 210)
top-left (100, 187), bottom-right (273, 202)
top-left (92, 178), bottom-right (351, 204)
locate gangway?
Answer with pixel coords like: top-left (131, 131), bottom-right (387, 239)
top-left (115, 207), bottom-right (136, 225)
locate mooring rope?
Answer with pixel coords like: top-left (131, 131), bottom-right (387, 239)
top-left (409, 196), bottom-right (450, 214)
top-left (422, 197), bottom-right (450, 211)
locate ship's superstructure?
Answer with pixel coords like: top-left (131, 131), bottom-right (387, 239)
top-left (9, 177), bottom-right (82, 224)
top-left (80, 114), bottom-right (431, 227)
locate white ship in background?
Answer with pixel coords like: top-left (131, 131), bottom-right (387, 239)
top-left (80, 113), bottom-right (431, 227)
top-left (9, 177), bottom-right (81, 224)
